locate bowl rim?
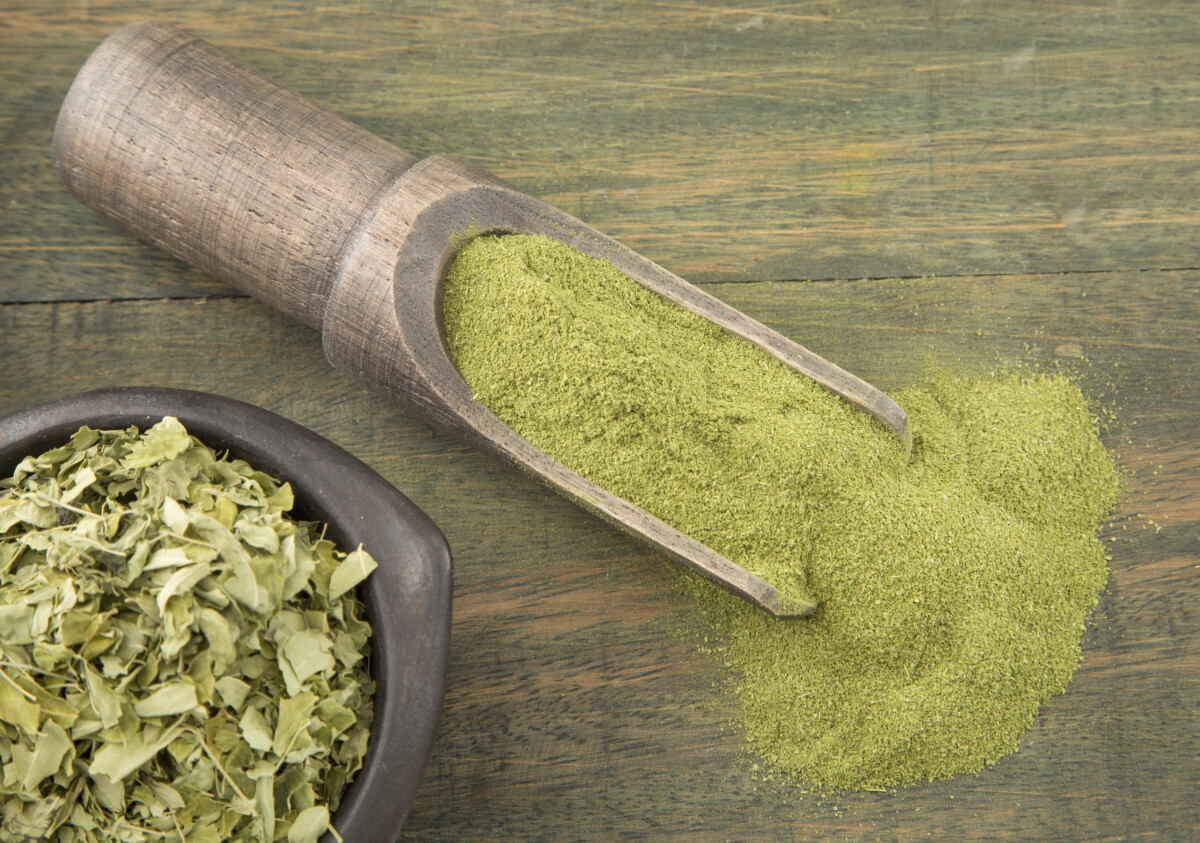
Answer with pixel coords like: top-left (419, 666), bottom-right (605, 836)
top-left (0, 386), bottom-right (452, 843)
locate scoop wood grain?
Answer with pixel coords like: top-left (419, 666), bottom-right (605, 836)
top-left (52, 21), bottom-right (909, 618)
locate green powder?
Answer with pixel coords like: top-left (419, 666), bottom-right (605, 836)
top-left (442, 234), bottom-right (1121, 791)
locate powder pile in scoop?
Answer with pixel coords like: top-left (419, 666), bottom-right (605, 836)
top-left (442, 234), bottom-right (1121, 791)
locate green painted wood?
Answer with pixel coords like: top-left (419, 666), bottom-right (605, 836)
top-left (0, 269), bottom-right (1195, 840)
top-left (2, 0), bottom-right (1198, 304)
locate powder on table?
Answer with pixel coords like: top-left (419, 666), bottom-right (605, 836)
top-left (442, 234), bottom-right (1121, 791)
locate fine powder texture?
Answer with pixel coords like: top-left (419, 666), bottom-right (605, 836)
top-left (442, 234), bottom-right (1122, 791)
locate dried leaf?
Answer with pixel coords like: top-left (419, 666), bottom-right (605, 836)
top-left (214, 675), bottom-right (251, 710)
top-left (254, 774), bottom-right (277, 843)
top-left (328, 546), bottom-right (379, 600)
top-left (0, 669), bottom-right (42, 733)
top-left (236, 519), bottom-right (280, 553)
top-left (288, 805), bottom-right (331, 843)
top-left (198, 607), bottom-right (238, 672)
top-left (143, 546), bottom-right (192, 572)
top-left (156, 561), bottom-right (213, 616)
top-left (0, 420), bottom-right (377, 841)
top-left (89, 722), bottom-right (185, 782)
top-left (119, 417), bottom-right (191, 469)
top-left (273, 691), bottom-right (317, 756)
top-left (22, 719), bottom-right (74, 790)
top-left (239, 706), bottom-right (274, 753)
top-left (279, 629), bottom-right (335, 696)
top-left (225, 558), bottom-right (271, 614)
top-left (133, 682), bottom-right (198, 718)
top-left (83, 663), bottom-right (123, 730)
top-left (0, 604), bottom-right (35, 644)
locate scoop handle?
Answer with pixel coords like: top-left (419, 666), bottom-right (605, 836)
top-left (52, 21), bottom-right (419, 330)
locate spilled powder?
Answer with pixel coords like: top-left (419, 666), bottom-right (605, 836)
top-left (442, 234), bottom-right (1122, 791)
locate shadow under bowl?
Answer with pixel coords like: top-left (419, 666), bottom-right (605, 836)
top-left (0, 387), bottom-right (452, 843)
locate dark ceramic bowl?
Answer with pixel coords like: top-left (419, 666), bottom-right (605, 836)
top-left (0, 387), bottom-right (452, 843)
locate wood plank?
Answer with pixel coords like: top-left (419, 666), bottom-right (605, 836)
top-left (0, 268), bottom-right (1195, 839)
top-left (2, 0), bottom-right (1197, 303)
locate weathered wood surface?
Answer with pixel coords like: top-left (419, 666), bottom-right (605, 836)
top-left (2, 0), bottom-right (1198, 840)
top-left (0, 270), bottom-right (1196, 840)
top-left (2, 0), bottom-right (1198, 302)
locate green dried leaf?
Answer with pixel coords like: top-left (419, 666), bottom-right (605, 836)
top-left (225, 558), bottom-right (271, 614)
top-left (328, 546), bottom-right (379, 600)
top-left (83, 663), bottom-right (123, 731)
top-left (156, 561), bottom-right (213, 616)
top-left (239, 706), bottom-right (274, 753)
top-left (273, 691), bottom-right (316, 756)
top-left (0, 420), bottom-right (377, 840)
top-left (254, 774), bottom-right (277, 843)
top-left (143, 546), bottom-right (192, 572)
top-left (0, 670), bottom-right (42, 733)
top-left (89, 722), bottom-right (185, 782)
top-left (198, 607), bottom-right (238, 673)
top-left (186, 826), bottom-right (223, 843)
top-left (133, 682), bottom-right (198, 718)
top-left (60, 466), bottom-right (96, 505)
top-left (22, 719), bottom-right (73, 790)
top-left (279, 629), bottom-right (335, 696)
top-left (214, 675), bottom-right (251, 710)
top-left (146, 779), bottom-right (185, 810)
top-left (315, 698), bottom-right (356, 735)
top-left (236, 519), bottom-right (280, 554)
top-left (287, 805), bottom-right (331, 843)
top-left (119, 417), bottom-right (192, 469)
top-left (2, 796), bottom-right (62, 839)
top-left (0, 604), bottom-right (35, 644)
top-left (159, 495), bottom-right (190, 537)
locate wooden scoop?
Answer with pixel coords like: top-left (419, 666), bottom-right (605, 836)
top-left (52, 22), bottom-right (908, 618)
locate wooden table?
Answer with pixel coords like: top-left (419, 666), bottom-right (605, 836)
top-left (2, 2), bottom-right (1196, 839)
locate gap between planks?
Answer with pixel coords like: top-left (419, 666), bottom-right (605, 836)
top-left (1, 264), bottom-right (1198, 309)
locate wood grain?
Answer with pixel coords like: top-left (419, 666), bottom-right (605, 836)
top-left (0, 268), bottom-right (1195, 840)
top-left (2, 0), bottom-right (1198, 304)
top-left (2, 0), bottom-right (1196, 838)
